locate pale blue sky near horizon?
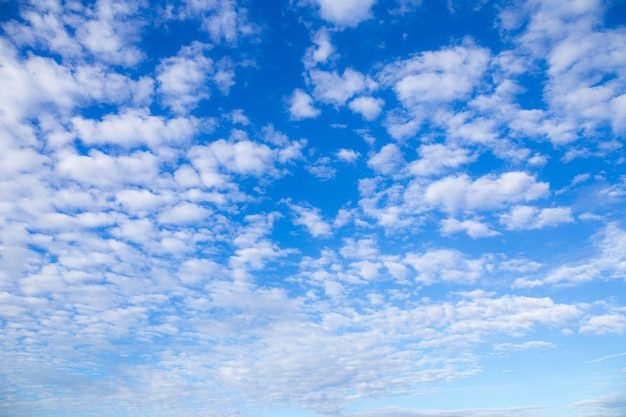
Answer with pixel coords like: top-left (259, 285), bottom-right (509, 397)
top-left (0, 0), bottom-right (625, 416)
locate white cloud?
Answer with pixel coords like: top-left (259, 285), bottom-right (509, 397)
top-left (380, 44), bottom-right (490, 106)
top-left (181, 0), bottom-right (256, 44)
top-left (500, 206), bottom-right (574, 230)
top-left (5, 0), bottom-right (146, 66)
top-left (580, 314), bottom-right (626, 335)
top-left (404, 249), bottom-right (487, 284)
top-left (409, 143), bottom-right (475, 177)
top-left (0, 39), bottom-right (153, 124)
top-left (76, 0), bottom-right (145, 66)
top-left (157, 42), bottom-right (214, 114)
top-left (289, 89), bottom-right (321, 120)
top-left (310, 68), bottom-right (373, 105)
top-left (289, 203), bottom-right (333, 237)
top-left (340, 238), bottom-right (378, 259)
top-left (2, 2), bottom-right (625, 417)
top-left (368, 144), bottom-right (405, 175)
top-left (229, 109), bottom-right (250, 125)
top-left (349, 96), bottom-right (384, 120)
top-left (504, 0), bottom-right (626, 144)
top-left (336, 148), bottom-right (360, 163)
top-left (188, 138), bottom-right (301, 188)
top-left (56, 150), bottom-right (159, 188)
top-left (158, 202), bottom-right (211, 225)
top-left (72, 109), bottom-right (200, 149)
top-left (440, 218), bottom-right (500, 239)
top-left (213, 57), bottom-right (236, 94)
top-left (115, 189), bottom-right (165, 213)
top-left (306, 157), bottom-right (337, 180)
top-left (304, 28), bottom-right (335, 67)
top-left (424, 172), bottom-right (550, 213)
top-left (307, 0), bottom-right (377, 27)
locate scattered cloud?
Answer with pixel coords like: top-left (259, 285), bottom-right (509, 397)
top-left (1, 1), bottom-right (624, 417)
top-left (440, 218), bottom-right (500, 239)
top-left (500, 205), bottom-right (574, 230)
top-left (305, 0), bottom-right (378, 27)
top-left (349, 96), bottom-right (385, 120)
top-left (289, 89), bottom-right (321, 119)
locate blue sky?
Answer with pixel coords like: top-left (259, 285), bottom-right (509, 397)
top-left (0, 0), bottom-right (625, 416)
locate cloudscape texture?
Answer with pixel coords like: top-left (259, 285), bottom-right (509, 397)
top-left (1, 1), bottom-right (625, 416)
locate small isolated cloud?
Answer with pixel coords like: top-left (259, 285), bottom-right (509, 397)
top-left (306, 157), bottom-right (337, 180)
top-left (289, 202), bottom-right (332, 237)
top-left (500, 206), bottom-right (574, 230)
top-left (310, 68), bottom-right (373, 105)
top-left (336, 148), bottom-right (360, 163)
top-left (368, 143), bottom-right (405, 175)
top-left (349, 96), bottom-right (384, 120)
top-left (440, 218), bottom-right (499, 239)
top-left (289, 89), bottom-right (321, 120)
top-left (305, 28), bottom-right (335, 67)
top-left (229, 109), bottom-right (250, 125)
top-left (306, 0), bottom-right (377, 28)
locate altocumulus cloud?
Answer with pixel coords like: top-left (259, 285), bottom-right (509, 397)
top-left (0, 1), bottom-right (625, 417)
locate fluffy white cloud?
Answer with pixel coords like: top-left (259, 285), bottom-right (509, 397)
top-left (349, 96), bottom-right (384, 120)
top-left (310, 68), bottom-right (374, 105)
top-left (157, 202), bottom-right (211, 225)
top-left (368, 144), bottom-right (405, 175)
top-left (178, 0), bottom-right (256, 44)
top-left (424, 172), bottom-right (550, 213)
top-left (380, 44), bottom-right (490, 106)
top-left (289, 203), bottom-right (333, 237)
top-left (72, 109), bottom-right (201, 149)
top-left (441, 218), bottom-right (500, 239)
top-left (76, 0), bottom-right (145, 66)
top-left (4, 0), bottom-right (145, 66)
top-left (304, 28), bottom-right (335, 67)
top-left (501, 0), bottom-right (626, 144)
top-left (306, 0), bottom-right (377, 27)
top-left (409, 143), bottom-right (475, 177)
top-left (188, 137), bottom-right (304, 188)
top-left (500, 206), bottom-right (574, 230)
top-left (2, 2), bottom-right (625, 417)
top-left (56, 150), bottom-right (159, 188)
top-left (289, 89), bottom-right (321, 119)
top-left (157, 42), bottom-right (214, 114)
top-left (336, 148), bottom-right (360, 163)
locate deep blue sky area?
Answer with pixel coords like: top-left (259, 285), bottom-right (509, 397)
top-left (1, 1), bottom-right (625, 417)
